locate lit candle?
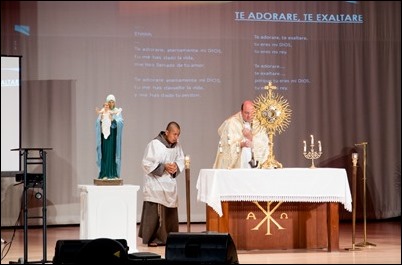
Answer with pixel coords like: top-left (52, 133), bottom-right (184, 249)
top-left (303, 140), bottom-right (306, 152)
top-left (184, 155), bottom-right (190, 169)
top-left (219, 141), bottom-right (223, 153)
top-left (318, 141), bottom-right (322, 152)
top-left (352, 153), bottom-right (358, 166)
top-left (227, 134), bottom-right (231, 145)
top-left (310, 134), bottom-right (314, 145)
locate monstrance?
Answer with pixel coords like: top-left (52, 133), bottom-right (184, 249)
top-left (254, 82), bottom-right (292, 168)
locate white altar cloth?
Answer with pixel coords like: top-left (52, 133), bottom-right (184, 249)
top-left (196, 168), bottom-right (352, 216)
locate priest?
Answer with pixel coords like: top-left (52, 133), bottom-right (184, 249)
top-left (213, 100), bottom-right (269, 169)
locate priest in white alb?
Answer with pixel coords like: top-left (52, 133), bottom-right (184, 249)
top-left (213, 100), bottom-right (269, 169)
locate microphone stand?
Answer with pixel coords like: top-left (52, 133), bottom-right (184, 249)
top-left (245, 122), bottom-right (258, 168)
top-left (249, 152), bottom-right (259, 168)
top-left (355, 142), bottom-right (376, 248)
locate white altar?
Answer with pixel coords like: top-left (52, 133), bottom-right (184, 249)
top-left (197, 168), bottom-right (352, 216)
top-left (78, 184), bottom-right (139, 252)
top-left (196, 168), bottom-right (352, 251)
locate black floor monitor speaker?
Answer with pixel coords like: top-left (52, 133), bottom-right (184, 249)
top-left (165, 232), bottom-right (239, 264)
top-left (53, 238), bottom-right (128, 264)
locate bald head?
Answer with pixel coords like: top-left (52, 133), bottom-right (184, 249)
top-left (166, 121), bottom-right (180, 131)
top-left (165, 121), bottom-right (181, 145)
top-left (241, 100), bottom-right (254, 123)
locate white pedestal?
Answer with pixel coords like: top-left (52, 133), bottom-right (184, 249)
top-left (78, 184), bottom-right (139, 252)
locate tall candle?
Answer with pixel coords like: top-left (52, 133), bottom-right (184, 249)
top-left (310, 135), bottom-right (314, 145)
top-left (184, 155), bottom-right (191, 169)
top-left (303, 140), bottom-right (306, 152)
top-left (318, 141), bottom-right (322, 152)
top-left (352, 153), bottom-right (358, 166)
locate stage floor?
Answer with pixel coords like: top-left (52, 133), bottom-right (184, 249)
top-left (1, 219), bottom-right (401, 264)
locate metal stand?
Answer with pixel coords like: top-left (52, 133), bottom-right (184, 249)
top-left (345, 153), bottom-right (361, 251)
top-left (10, 148), bottom-right (52, 264)
top-left (354, 142), bottom-right (376, 248)
top-left (184, 155), bottom-right (191, 232)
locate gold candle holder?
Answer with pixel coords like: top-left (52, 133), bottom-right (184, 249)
top-left (345, 152), bottom-right (361, 251)
top-left (303, 135), bottom-right (322, 169)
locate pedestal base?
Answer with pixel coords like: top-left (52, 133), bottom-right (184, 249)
top-left (93, 178), bottom-right (123, 186)
top-left (78, 185), bottom-right (139, 252)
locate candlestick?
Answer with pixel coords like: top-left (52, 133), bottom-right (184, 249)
top-left (345, 152), bottom-right (361, 251)
top-left (184, 154), bottom-right (191, 232)
top-left (184, 155), bottom-right (190, 169)
top-left (304, 135), bottom-right (322, 169)
top-left (218, 141), bottom-right (223, 153)
top-left (352, 153), bottom-right (358, 166)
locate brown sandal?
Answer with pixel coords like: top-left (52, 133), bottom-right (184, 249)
top-left (148, 242), bottom-right (158, 247)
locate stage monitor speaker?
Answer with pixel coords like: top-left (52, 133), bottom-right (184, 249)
top-left (53, 238), bottom-right (128, 264)
top-left (165, 232), bottom-right (239, 264)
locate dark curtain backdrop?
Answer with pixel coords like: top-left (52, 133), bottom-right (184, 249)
top-left (1, 1), bottom-right (400, 226)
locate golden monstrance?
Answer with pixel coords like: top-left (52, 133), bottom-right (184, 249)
top-left (254, 82), bottom-right (292, 168)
